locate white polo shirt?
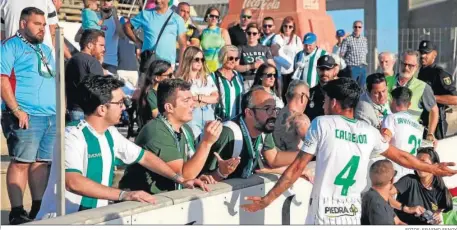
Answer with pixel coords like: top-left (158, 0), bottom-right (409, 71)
top-left (36, 120), bottom-right (145, 220)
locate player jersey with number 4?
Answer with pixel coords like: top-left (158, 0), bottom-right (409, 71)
top-left (381, 111), bottom-right (424, 180)
top-left (302, 115), bottom-right (389, 225)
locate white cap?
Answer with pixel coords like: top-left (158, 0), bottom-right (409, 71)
top-left (330, 54), bottom-right (347, 70)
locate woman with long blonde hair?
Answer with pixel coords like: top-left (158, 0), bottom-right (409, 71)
top-left (177, 46), bottom-right (219, 137)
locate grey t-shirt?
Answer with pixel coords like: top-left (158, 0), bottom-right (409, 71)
top-left (361, 188), bottom-right (396, 225)
top-left (238, 44), bottom-right (273, 80)
top-left (419, 84), bottom-right (437, 111)
top-left (273, 107), bottom-right (301, 151)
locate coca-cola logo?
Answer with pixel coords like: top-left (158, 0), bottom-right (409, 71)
top-left (242, 0), bottom-right (281, 10)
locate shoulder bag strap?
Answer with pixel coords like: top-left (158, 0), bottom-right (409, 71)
top-left (152, 11), bottom-right (174, 52)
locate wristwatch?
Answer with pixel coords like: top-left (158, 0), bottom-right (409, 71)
top-left (172, 173), bottom-right (183, 183)
top-left (118, 190), bottom-right (127, 201)
top-left (401, 203), bottom-right (405, 212)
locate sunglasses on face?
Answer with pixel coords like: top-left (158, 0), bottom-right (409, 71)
top-left (263, 73), bottom-right (276, 78)
top-left (228, 56), bottom-right (240, 62)
top-left (263, 24), bottom-right (273, 28)
top-left (247, 32), bottom-right (258, 36)
top-left (208, 14), bottom-right (220, 19)
top-left (354, 26), bottom-right (362, 29)
top-left (193, 57), bottom-right (205, 63)
top-left (283, 25), bottom-right (294, 29)
top-left (242, 15), bottom-right (252, 19)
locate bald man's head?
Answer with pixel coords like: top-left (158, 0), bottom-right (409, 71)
top-left (240, 8), bottom-right (253, 27)
top-left (370, 160), bottom-right (396, 187)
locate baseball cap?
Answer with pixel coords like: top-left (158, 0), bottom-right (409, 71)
top-left (336, 29), bottom-right (345, 37)
top-left (317, 55), bottom-right (337, 69)
top-left (418, 40), bottom-right (436, 53)
top-left (303, 33), bottom-right (317, 45)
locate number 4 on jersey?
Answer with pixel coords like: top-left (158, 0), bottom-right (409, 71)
top-left (334, 156), bottom-right (360, 196)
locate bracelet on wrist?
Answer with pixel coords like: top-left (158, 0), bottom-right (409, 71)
top-left (216, 168), bottom-right (228, 179)
top-left (118, 190), bottom-right (127, 201)
top-left (172, 173), bottom-right (183, 183)
top-left (11, 106), bottom-right (21, 114)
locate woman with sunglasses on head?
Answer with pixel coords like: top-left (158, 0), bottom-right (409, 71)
top-left (200, 7), bottom-right (231, 73)
top-left (177, 46), bottom-right (219, 137)
top-left (236, 23), bottom-right (276, 92)
top-left (211, 45), bottom-right (244, 122)
top-left (137, 60), bottom-right (173, 129)
top-left (389, 147), bottom-right (453, 225)
top-left (271, 16), bottom-right (303, 102)
top-left (252, 63), bottom-right (284, 109)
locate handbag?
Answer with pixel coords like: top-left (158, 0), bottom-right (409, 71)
top-left (139, 11), bottom-right (174, 73)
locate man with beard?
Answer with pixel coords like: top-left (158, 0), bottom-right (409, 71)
top-left (99, 0), bottom-right (125, 74)
top-left (305, 55), bottom-right (339, 121)
top-left (417, 40), bottom-right (457, 140)
top-left (1, 7), bottom-right (56, 224)
top-left (386, 50), bottom-right (439, 143)
top-left (198, 86), bottom-right (301, 182)
top-left (241, 78), bottom-right (457, 225)
top-left (65, 29), bottom-right (106, 122)
top-left (355, 73), bottom-right (391, 129)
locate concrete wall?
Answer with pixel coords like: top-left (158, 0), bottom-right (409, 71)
top-left (28, 135), bottom-right (457, 225)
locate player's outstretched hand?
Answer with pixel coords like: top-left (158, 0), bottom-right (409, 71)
top-left (433, 162), bottom-right (457, 177)
top-left (241, 196), bottom-right (271, 213)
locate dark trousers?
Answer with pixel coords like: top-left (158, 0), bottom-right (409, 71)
top-left (281, 72), bottom-right (294, 104)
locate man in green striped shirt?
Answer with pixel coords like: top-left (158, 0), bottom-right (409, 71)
top-left (37, 76), bottom-right (206, 219)
top-left (292, 32), bottom-right (327, 88)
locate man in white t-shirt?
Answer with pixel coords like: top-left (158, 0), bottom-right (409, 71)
top-left (381, 87), bottom-right (425, 181)
top-left (1, 0), bottom-right (57, 51)
top-left (241, 78), bottom-right (457, 225)
top-left (36, 75), bottom-right (208, 220)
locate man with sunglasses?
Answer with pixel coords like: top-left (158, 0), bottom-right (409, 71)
top-left (340, 20), bottom-right (368, 88)
top-left (1, 7), bottom-right (57, 224)
top-left (228, 8), bottom-right (252, 47)
top-left (305, 55), bottom-right (339, 122)
top-left (292, 32), bottom-right (327, 88)
top-left (199, 87), bottom-right (301, 182)
top-left (260, 17), bottom-right (276, 47)
top-left (417, 40), bottom-right (457, 140)
top-left (36, 76), bottom-right (207, 220)
top-left (385, 50), bottom-right (439, 144)
top-left (362, 160), bottom-right (405, 225)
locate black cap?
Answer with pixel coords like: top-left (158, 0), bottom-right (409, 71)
top-left (317, 55), bottom-right (337, 69)
top-left (418, 40), bottom-right (436, 54)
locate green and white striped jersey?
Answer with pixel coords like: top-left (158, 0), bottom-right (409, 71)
top-left (292, 48), bottom-right (327, 88)
top-left (36, 120), bottom-right (145, 219)
top-left (211, 70), bottom-right (244, 121)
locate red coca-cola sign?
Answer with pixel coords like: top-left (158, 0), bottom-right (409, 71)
top-left (242, 0), bottom-right (281, 10)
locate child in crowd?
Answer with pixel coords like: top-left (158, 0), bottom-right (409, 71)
top-left (82, 0), bottom-right (104, 30)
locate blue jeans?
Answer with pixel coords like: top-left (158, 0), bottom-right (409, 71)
top-left (188, 105), bottom-right (215, 138)
top-left (69, 110), bottom-right (85, 122)
top-left (1, 112), bottom-right (56, 163)
top-left (350, 65), bottom-right (367, 90)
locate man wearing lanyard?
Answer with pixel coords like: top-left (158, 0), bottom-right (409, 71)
top-left (36, 75), bottom-right (207, 220)
top-left (198, 87), bottom-right (300, 182)
top-left (385, 50), bottom-right (439, 143)
top-left (305, 55), bottom-right (339, 122)
top-left (1, 7), bottom-right (56, 224)
top-left (355, 73), bottom-right (391, 129)
top-left (120, 79), bottom-right (239, 193)
top-left (417, 40), bottom-right (457, 139)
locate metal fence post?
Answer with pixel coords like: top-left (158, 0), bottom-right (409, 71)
top-left (55, 26), bottom-right (66, 217)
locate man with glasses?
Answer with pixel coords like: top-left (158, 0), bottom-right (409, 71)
top-left (340, 20), bottom-right (368, 88)
top-left (292, 32), bottom-right (327, 88)
top-left (199, 87), bottom-right (301, 181)
top-left (362, 160), bottom-right (404, 225)
top-left (228, 8), bottom-right (252, 47)
top-left (273, 80), bottom-right (310, 151)
top-left (36, 76), bottom-right (207, 220)
top-left (386, 50), bottom-right (439, 143)
top-left (417, 40), bottom-right (457, 140)
top-left (1, 7), bottom-right (56, 224)
top-left (175, 2), bottom-right (200, 65)
top-left (305, 55), bottom-right (339, 121)
top-left (260, 17), bottom-right (276, 47)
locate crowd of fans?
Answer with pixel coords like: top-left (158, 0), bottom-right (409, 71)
top-left (1, 0), bottom-right (457, 226)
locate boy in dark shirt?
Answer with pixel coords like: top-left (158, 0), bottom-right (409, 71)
top-left (362, 160), bottom-right (404, 225)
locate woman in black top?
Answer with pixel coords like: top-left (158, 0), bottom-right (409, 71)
top-left (252, 63), bottom-right (284, 108)
top-left (390, 147), bottom-right (453, 225)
